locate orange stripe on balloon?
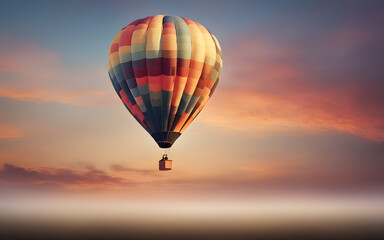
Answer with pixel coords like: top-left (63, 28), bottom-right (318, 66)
top-left (171, 76), bottom-right (188, 106)
top-left (174, 112), bottom-right (189, 132)
top-left (162, 75), bottom-right (174, 91)
top-left (149, 76), bottom-right (162, 92)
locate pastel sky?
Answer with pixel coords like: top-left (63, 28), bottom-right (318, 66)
top-left (1, 0), bottom-right (383, 203)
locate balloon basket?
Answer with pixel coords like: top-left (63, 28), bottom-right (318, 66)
top-left (159, 154), bottom-right (172, 171)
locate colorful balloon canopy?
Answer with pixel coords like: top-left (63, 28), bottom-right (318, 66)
top-left (107, 15), bottom-right (222, 148)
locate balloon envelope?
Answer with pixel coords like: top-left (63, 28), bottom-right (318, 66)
top-left (108, 15), bottom-right (222, 148)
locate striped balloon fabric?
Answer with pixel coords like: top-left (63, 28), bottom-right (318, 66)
top-left (108, 15), bottom-right (222, 148)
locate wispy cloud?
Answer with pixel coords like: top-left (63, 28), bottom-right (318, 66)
top-left (0, 35), bottom-right (115, 106)
top-left (0, 164), bottom-right (122, 186)
top-left (1, 157), bottom-right (383, 197)
top-left (202, 19), bottom-right (384, 141)
top-left (0, 123), bottom-right (23, 139)
top-left (0, 88), bottom-right (113, 106)
top-left (110, 164), bottom-right (158, 176)
top-left (0, 163), bottom-right (164, 189)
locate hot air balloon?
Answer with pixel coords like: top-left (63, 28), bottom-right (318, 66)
top-left (107, 15), bottom-right (222, 170)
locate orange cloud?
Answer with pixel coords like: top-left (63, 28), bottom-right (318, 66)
top-left (202, 86), bottom-right (384, 141)
top-left (110, 164), bottom-right (158, 176)
top-left (200, 27), bottom-right (384, 141)
top-left (0, 88), bottom-right (114, 106)
top-left (1, 157), bottom-right (383, 197)
top-left (0, 37), bottom-right (59, 81)
top-left (0, 163), bottom-right (167, 190)
top-left (0, 124), bottom-right (23, 139)
top-left (0, 35), bottom-right (115, 106)
top-left (0, 164), bottom-right (123, 188)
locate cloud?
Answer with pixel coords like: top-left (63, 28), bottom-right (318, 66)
top-left (0, 164), bottom-right (122, 186)
top-left (1, 157), bottom-right (383, 198)
top-left (0, 88), bottom-right (113, 106)
top-left (0, 35), bottom-right (115, 106)
top-left (201, 19), bottom-right (384, 141)
top-left (0, 123), bottom-right (23, 139)
top-left (110, 164), bottom-right (158, 176)
top-left (203, 85), bottom-right (384, 141)
top-left (0, 163), bottom-right (162, 189)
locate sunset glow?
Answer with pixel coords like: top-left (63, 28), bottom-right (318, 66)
top-left (1, 0), bottom-right (383, 238)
